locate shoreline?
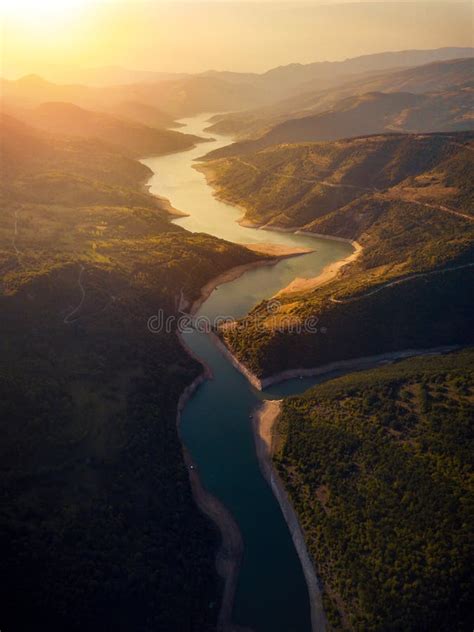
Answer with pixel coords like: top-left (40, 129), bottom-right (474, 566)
top-left (174, 249), bottom-right (335, 631)
top-left (210, 340), bottom-right (459, 392)
top-left (190, 253), bottom-right (308, 316)
top-left (151, 134), bottom-right (463, 632)
top-left (208, 330), bottom-right (262, 389)
top-left (176, 333), bottom-right (247, 632)
top-left (259, 345), bottom-right (460, 389)
top-left (141, 179), bottom-right (190, 218)
top-left (194, 162), bottom-right (361, 252)
top-left (149, 138), bottom-right (368, 630)
top-left (243, 243), bottom-right (313, 257)
top-left (252, 401), bottom-right (327, 632)
top-left (275, 240), bottom-right (362, 297)
top-left (193, 162), bottom-right (260, 224)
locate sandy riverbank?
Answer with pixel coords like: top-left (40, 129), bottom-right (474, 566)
top-left (140, 176), bottom-right (190, 218)
top-left (208, 330), bottom-right (262, 389)
top-left (253, 401), bottom-right (327, 632)
top-left (193, 162), bottom-right (362, 268)
top-left (210, 317), bottom-right (459, 392)
top-left (259, 345), bottom-right (459, 389)
top-left (244, 243), bottom-right (313, 257)
top-left (174, 247), bottom-right (324, 630)
top-left (157, 194), bottom-right (189, 218)
top-left (176, 333), bottom-right (249, 632)
top-left (275, 240), bottom-right (362, 297)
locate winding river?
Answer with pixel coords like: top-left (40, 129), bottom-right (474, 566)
top-left (142, 115), bottom-right (353, 632)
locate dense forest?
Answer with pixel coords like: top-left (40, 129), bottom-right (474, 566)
top-left (203, 131), bottom-right (474, 228)
top-left (0, 112), bottom-right (263, 630)
top-left (15, 101), bottom-right (205, 157)
top-left (273, 350), bottom-right (474, 631)
top-left (207, 132), bottom-right (474, 378)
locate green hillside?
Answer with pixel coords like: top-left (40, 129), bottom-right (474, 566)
top-left (0, 113), bottom-right (263, 631)
top-left (204, 132), bottom-right (474, 228)
top-left (17, 101), bottom-right (203, 157)
top-left (273, 349), bottom-right (474, 631)
top-left (209, 132), bottom-right (474, 377)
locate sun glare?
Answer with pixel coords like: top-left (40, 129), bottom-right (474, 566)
top-left (1, 0), bottom-right (92, 26)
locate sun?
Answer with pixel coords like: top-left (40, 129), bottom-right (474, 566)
top-left (0, 0), bottom-right (93, 26)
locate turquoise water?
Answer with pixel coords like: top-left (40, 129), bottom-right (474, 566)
top-left (142, 115), bottom-right (353, 631)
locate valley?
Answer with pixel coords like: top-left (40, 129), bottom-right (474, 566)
top-left (199, 132), bottom-right (474, 380)
top-left (1, 40), bottom-right (473, 632)
top-left (142, 113), bottom-right (473, 631)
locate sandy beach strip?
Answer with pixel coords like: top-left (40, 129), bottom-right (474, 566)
top-left (252, 401), bottom-right (327, 632)
top-left (243, 243), bottom-right (313, 257)
top-left (274, 240), bottom-right (362, 297)
top-left (259, 345), bottom-right (460, 389)
top-left (158, 195), bottom-right (189, 218)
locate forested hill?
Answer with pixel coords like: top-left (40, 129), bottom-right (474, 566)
top-left (273, 349), bottom-right (474, 631)
top-left (0, 113), bottom-right (157, 206)
top-left (203, 131), bottom-right (474, 230)
top-left (212, 132), bottom-right (474, 378)
top-left (204, 85), bottom-right (474, 160)
top-left (14, 101), bottom-right (204, 157)
top-left (0, 111), bottom-right (263, 630)
top-left (204, 86), bottom-right (473, 160)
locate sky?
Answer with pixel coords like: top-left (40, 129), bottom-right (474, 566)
top-left (1, 1), bottom-right (473, 79)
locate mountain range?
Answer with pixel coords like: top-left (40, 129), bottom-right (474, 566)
top-left (13, 101), bottom-right (203, 157)
top-left (2, 47), bottom-right (473, 120)
top-left (203, 58), bottom-right (474, 159)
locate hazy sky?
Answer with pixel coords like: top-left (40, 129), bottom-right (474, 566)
top-left (1, 1), bottom-right (473, 79)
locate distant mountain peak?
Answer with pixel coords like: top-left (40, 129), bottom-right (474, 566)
top-left (35, 101), bottom-right (86, 113)
top-left (16, 74), bottom-right (52, 87)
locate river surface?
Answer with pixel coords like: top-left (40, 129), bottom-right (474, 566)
top-left (142, 115), bottom-right (352, 632)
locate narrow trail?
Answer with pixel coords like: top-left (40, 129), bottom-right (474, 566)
top-left (11, 212), bottom-right (114, 325)
top-left (234, 155), bottom-right (474, 223)
top-left (330, 262), bottom-right (474, 304)
top-left (236, 158), bottom-right (379, 193)
top-left (394, 196), bottom-right (474, 223)
top-left (11, 209), bottom-right (25, 269)
top-left (63, 265), bottom-right (86, 324)
top-left (12, 210), bottom-right (20, 256)
top-left (63, 265), bottom-right (117, 325)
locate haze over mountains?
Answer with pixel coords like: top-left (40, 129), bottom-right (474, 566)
top-left (57, 46), bottom-right (474, 88)
top-left (206, 55), bottom-right (474, 134)
top-left (203, 57), bottom-right (474, 159)
top-left (2, 47), bottom-right (473, 120)
top-left (15, 102), bottom-right (203, 157)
